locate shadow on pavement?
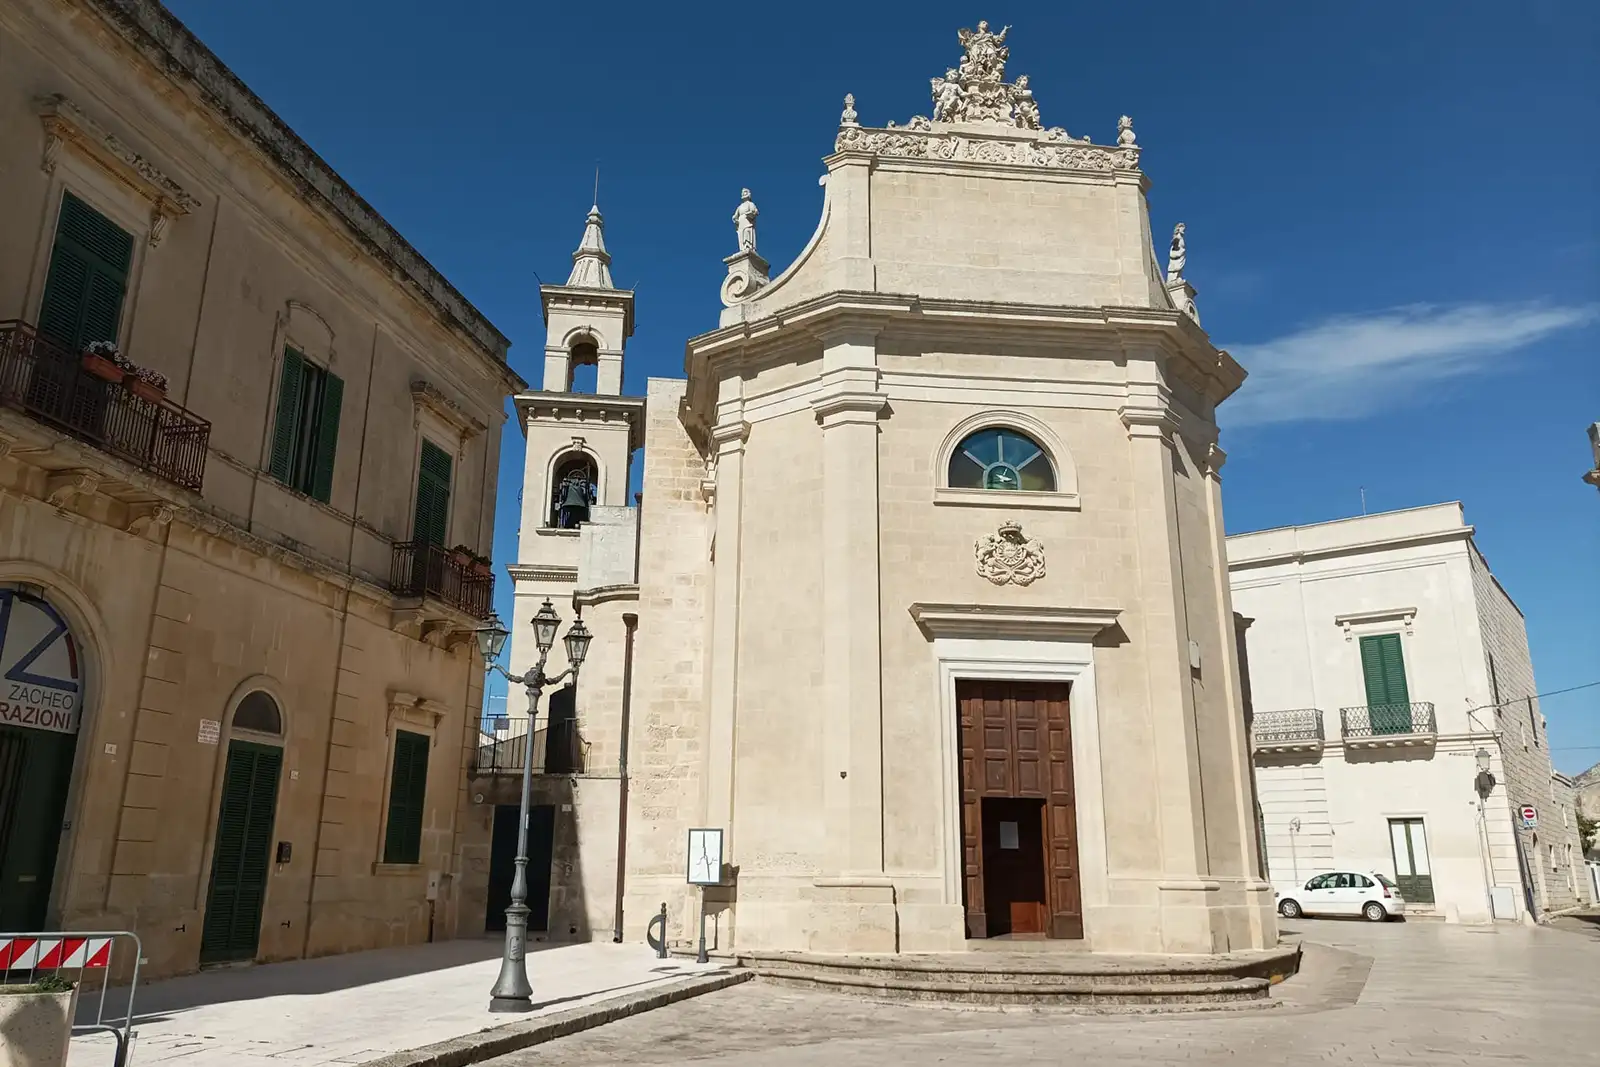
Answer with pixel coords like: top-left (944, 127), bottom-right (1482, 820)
top-left (82, 937), bottom-right (562, 1024)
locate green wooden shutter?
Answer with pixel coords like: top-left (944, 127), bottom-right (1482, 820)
top-left (308, 371), bottom-right (343, 503)
top-left (201, 741), bottom-right (282, 963)
top-left (37, 193), bottom-right (133, 351)
top-left (413, 441), bottom-right (452, 546)
top-left (1359, 634), bottom-right (1411, 733)
top-left (269, 349), bottom-right (305, 483)
top-left (383, 730), bottom-right (430, 864)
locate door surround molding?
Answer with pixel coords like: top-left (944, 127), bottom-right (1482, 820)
top-left (930, 634), bottom-right (1110, 942)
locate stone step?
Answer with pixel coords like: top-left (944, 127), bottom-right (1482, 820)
top-left (754, 968), bottom-right (1274, 1009)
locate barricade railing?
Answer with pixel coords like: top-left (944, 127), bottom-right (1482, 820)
top-left (0, 930), bottom-right (141, 1065)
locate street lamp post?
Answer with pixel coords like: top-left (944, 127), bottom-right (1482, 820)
top-left (474, 599), bottom-right (592, 1013)
top-left (1474, 747), bottom-right (1498, 922)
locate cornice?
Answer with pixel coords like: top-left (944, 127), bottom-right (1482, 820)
top-left (1227, 527), bottom-right (1475, 571)
top-left (79, 0), bottom-right (511, 365)
top-left (514, 391), bottom-right (647, 449)
top-left (573, 584), bottom-right (640, 609)
top-left (37, 93), bottom-right (199, 245)
top-left (507, 563), bottom-right (578, 584)
top-left (411, 380), bottom-right (487, 440)
top-left (909, 602), bottom-right (1122, 641)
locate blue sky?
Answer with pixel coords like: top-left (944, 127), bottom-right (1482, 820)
top-left (164, 2), bottom-right (1599, 772)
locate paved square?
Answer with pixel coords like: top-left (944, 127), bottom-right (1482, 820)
top-left (483, 920), bottom-right (1600, 1066)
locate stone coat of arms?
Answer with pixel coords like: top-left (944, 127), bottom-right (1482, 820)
top-left (975, 520), bottom-right (1045, 586)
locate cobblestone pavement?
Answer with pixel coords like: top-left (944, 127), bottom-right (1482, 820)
top-left (484, 919), bottom-right (1600, 1066)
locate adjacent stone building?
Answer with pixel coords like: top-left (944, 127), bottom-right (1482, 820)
top-left (509, 25), bottom-right (1275, 957)
top-left (0, 0), bottom-right (518, 976)
top-left (1228, 503), bottom-right (1593, 923)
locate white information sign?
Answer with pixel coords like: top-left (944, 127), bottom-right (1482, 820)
top-left (197, 719), bottom-right (221, 745)
top-left (686, 828), bottom-right (724, 886)
top-left (0, 588), bottom-right (82, 735)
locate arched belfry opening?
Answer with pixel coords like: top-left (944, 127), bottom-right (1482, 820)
top-left (566, 336), bottom-right (599, 394)
top-left (549, 451), bottom-right (597, 529)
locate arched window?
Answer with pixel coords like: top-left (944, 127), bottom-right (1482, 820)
top-left (233, 691), bottom-right (283, 735)
top-left (549, 452), bottom-right (597, 528)
top-left (947, 427), bottom-right (1056, 492)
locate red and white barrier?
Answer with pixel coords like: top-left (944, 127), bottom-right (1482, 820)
top-left (0, 936), bottom-right (112, 969)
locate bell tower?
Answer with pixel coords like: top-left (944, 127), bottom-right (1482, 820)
top-left (509, 203), bottom-right (644, 677)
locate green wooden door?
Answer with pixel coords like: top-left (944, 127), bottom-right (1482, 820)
top-left (200, 741), bottom-right (282, 963)
top-left (0, 724), bottom-right (77, 930)
top-left (1389, 818), bottom-right (1435, 903)
top-left (1359, 634), bottom-right (1412, 733)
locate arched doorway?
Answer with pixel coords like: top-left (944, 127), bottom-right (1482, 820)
top-left (200, 690), bottom-right (284, 964)
top-left (0, 587), bottom-right (84, 929)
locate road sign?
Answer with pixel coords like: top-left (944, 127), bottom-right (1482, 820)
top-left (1519, 804), bottom-right (1537, 828)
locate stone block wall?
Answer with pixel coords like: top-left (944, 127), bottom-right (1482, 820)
top-left (1468, 542), bottom-right (1587, 914)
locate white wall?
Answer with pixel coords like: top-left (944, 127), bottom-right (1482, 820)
top-left (1229, 504), bottom-right (1521, 923)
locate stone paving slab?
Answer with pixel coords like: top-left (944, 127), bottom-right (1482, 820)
top-left (480, 920), bottom-right (1600, 1066)
top-left (65, 940), bottom-right (730, 1066)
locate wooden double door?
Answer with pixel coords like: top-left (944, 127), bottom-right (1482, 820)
top-left (958, 680), bottom-right (1082, 939)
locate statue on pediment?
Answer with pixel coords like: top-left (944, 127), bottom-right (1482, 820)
top-left (957, 20), bottom-right (1010, 73)
top-left (923, 23), bottom-right (1040, 128)
top-left (931, 70), bottom-right (964, 122)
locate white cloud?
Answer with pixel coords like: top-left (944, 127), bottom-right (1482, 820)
top-left (1223, 303), bottom-right (1596, 427)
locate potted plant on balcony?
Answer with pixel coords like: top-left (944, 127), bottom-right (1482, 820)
top-left (0, 973), bottom-right (78, 1067)
top-left (448, 544), bottom-right (476, 569)
top-left (125, 365), bottom-right (169, 404)
top-left (81, 339), bottom-right (125, 382)
top-left (468, 550), bottom-right (493, 579)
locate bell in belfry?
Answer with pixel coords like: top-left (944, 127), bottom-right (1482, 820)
top-left (555, 471), bottom-right (592, 529)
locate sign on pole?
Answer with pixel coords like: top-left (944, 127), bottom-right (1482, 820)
top-left (1519, 804), bottom-right (1537, 829)
top-left (686, 828), bottom-right (723, 886)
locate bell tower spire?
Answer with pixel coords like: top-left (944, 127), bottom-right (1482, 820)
top-left (565, 203), bottom-right (614, 289)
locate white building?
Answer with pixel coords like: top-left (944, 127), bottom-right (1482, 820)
top-left (1228, 503), bottom-right (1590, 923)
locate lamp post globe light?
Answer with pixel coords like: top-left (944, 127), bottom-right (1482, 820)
top-left (473, 599), bottom-right (590, 1012)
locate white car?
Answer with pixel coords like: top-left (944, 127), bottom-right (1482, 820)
top-left (1275, 871), bottom-right (1406, 922)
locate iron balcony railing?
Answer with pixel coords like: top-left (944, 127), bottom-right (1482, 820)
top-left (1339, 701), bottom-right (1436, 739)
top-left (0, 320), bottom-right (210, 491)
top-left (474, 717), bottom-right (584, 776)
top-left (1251, 708), bottom-right (1325, 746)
top-left (390, 541), bottom-right (494, 619)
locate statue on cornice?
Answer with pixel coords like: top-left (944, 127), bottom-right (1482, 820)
top-left (1166, 222), bottom-right (1187, 282)
top-left (733, 188), bottom-right (759, 253)
top-left (1011, 75), bottom-right (1041, 130)
top-left (923, 23), bottom-right (1039, 128)
top-left (957, 20), bottom-right (1010, 69)
top-left (931, 70), bottom-right (964, 122)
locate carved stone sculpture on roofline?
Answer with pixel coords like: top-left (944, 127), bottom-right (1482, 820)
top-left (720, 187), bottom-right (769, 307)
top-left (834, 23), bottom-right (1143, 170)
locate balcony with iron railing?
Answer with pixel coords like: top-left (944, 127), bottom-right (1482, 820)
top-left (390, 541), bottom-right (495, 620)
top-left (1339, 702), bottom-right (1437, 749)
top-left (0, 320), bottom-right (210, 492)
top-left (473, 717), bottom-right (585, 777)
top-left (1250, 708), bottom-right (1325, 754)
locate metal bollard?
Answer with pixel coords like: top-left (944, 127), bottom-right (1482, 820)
top-left (646, 901), bottom-right (668, 959)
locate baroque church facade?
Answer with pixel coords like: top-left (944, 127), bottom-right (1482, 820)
top-left (505, 24), bottom-right (1274, 956)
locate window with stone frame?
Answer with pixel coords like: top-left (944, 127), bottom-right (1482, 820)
top-left (946, 427), bottom-right (1057, 492)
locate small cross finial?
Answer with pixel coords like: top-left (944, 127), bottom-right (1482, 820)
top-left (593, 165), bottom-right (600, 209)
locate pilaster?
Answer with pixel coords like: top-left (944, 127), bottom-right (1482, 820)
top-left (704, 409), bottom-right (749, 857)
top-left (1118, 390), bottom-right (1211, 903)
top-left (810, 329), bottom-right (889, 886)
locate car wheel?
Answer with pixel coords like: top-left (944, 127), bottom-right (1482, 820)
top-left (1363, 901), bottom-right (1387, 922)
top-left (1279, 898), bottom-right (1301, 918)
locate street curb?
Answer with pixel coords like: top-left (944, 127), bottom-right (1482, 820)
top-left (356, 969), bottom-right (752, 1067)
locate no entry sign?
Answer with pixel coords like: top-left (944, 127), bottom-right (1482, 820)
top-left (1519, 804), bottom-right (1537, 828)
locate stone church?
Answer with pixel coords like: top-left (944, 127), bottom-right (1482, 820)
top-left (497, 23), bottom-right (1274, 956)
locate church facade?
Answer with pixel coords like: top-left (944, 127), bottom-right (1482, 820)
top-left (509, 24), bottom-right (1275, 956)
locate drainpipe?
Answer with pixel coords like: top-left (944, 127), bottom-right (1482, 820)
top-left (613, 612), bottom-right (638, 942)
